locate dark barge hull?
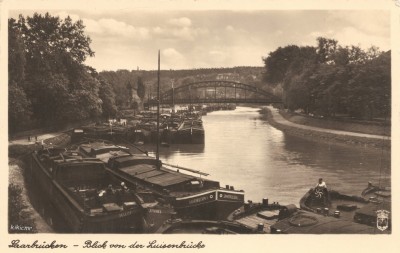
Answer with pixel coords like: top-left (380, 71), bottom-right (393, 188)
top-left (174, 128), bottom-right (204, 144)
top-left (30, 152), bottom-right (143, 233)
top-left (106, 168), bottom-right (244, 221)
top-left (174, 189), bottom-right (244, 220)
top-left (104, 156), bottom-right (244, 220)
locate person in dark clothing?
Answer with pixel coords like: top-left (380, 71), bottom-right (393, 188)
top-left (314, 178), bottom-right (330, 206)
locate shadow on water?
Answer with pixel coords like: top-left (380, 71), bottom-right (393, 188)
top-left (280, 134), bottom-right (390, 194)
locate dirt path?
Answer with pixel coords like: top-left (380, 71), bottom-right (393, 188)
top-left (267, 106), bottom-right (390, 141)
top-left (9, 133), bottom-right (59, 145)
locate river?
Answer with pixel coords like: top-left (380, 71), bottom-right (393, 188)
top-left (142, 106), bottom-right (391, 206)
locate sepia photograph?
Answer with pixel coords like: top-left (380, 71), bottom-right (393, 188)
top-left (1, 0), bottom-right (399, 252)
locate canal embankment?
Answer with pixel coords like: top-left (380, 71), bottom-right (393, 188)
top-left (261, 106), bottom-right (390, 151)
top-left (8, 132), bottom-right (71, 233)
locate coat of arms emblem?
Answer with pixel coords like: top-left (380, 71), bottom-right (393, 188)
top-left (376, 210), bottom-right (390, 231)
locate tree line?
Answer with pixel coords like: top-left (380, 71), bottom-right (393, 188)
top-left (8, 13), bottom-right (121, 133)
top-left (10, 13), bottom-right (389, 134)
top-left (8, 13), bottom-right (267, 134)
top-left (263, 37), bottom-right (391, 120)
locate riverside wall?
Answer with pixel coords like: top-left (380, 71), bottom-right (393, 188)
top-left (261, 107), bottom-right (390, 151)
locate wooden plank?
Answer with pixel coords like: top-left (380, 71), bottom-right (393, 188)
top-left (163, 163), bottom-right (209, 176)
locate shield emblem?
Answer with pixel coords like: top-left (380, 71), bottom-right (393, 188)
top-left (376, 210), bottom-right (390, 231)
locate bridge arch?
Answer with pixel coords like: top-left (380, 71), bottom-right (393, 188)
top-left (158, 80), bottom-right (282, 104)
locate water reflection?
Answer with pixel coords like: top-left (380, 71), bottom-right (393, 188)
top-left (141, 106), bottom-right (390, 206)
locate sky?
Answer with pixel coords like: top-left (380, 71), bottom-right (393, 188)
top-left (9, 9), bottom-right (390, 71)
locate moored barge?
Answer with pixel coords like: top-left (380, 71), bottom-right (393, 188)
top-left (30, 146), bottom-right (143, 233)
top-left (108, 155), bottom-right (244, 220)
top-left (271, 209), bottom-right (390, 234)
top-left (74, 140), bottom-right (244, 220)
top-left (175, 119), bottom-right (205, 144)
top-left (300, 184), bottom-right (391, 230)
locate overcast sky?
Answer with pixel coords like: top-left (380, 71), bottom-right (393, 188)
top-left (10, 9), bottom-right (390, 71)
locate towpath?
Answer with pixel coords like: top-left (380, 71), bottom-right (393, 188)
top-left (9, 132), bottom-right (60, 145)
top-left (267, 106), bottom-right (390, 141)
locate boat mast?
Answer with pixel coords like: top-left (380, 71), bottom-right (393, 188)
top-left (156, 50), bottom-right (160, 168)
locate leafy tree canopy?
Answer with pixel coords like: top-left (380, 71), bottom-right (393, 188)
top-left (262, 37), bottom-right (390, 120)
top-left (8, 13), bottom-right (116, 132)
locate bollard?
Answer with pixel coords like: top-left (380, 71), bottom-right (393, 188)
top-left (334, 210), bottom-right (340, 218)
top-left (262, 198), bottom-right (269, 206)
top-left (324, 208), bottom-right (329, 215)
top-left (257, 223), bottom-right (264, 232)
top-left (316, 208), bottom-right (321, 214)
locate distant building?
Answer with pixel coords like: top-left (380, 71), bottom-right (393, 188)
top-left (216, 73), bottom-right (240, 81)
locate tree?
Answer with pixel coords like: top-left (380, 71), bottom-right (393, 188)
top-left (316, 37), bottom-right (338, 64)
top-left (262, 37), bottom-right (390, 119)
top-left (126, 80), bottom-right (133, 108)
top-left (8, 18), bottom-right (26, 85)
top-left (98, 77), bottom-right (118, 118)
top-left (9, 82), bottom-right (32, 132)
top-left (9, 18), bottom-right (32, 132)
top-left (137, 76), bottom-right (146, 100)
top-left (345, 51), bottom-right (390, 119)
top-left (9, 12), bottom-right (103, 128)
top-left (262, 45), bottom-right (302, 85)
top-left (20, 13), bottom-right (94, 68)
top-left (66, 69), bottom-right (103, 121)
top-left (263, 44), bottom-right (317, 110)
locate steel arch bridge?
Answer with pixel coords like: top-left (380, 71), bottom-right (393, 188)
top-left (147, 80), bottom-right (282, 105)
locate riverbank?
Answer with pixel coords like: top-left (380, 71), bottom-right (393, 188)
top-left (261, 106), bottom-right (390, 151)
top-left (280, 110), bottom-right (390, 136)
top-left (8, 133), bottom-right (71, 233)
top-left (9, 159), bottom-right (53, 233)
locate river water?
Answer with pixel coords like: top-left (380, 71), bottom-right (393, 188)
top-left (142, 106), bottom-right (391, 206)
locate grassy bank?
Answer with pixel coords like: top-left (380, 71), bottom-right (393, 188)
top-left (8, 159), bottom-right (53, 233)
top-left (260, 107), bottom-right (390, 151)
top-left (280, 110), bottom-right (390, 137)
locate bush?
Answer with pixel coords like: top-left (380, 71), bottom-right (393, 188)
top-left (8, 144), bottom-right (36, 158)
top-left (8, 183), bottom-right (37, 233)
